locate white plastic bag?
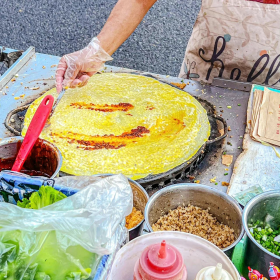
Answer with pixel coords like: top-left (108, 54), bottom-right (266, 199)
top-left (0, 174), bottom-right (133, 279)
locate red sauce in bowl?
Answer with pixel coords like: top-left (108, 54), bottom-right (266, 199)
top-left (0, 158), bottom-right (50, 177)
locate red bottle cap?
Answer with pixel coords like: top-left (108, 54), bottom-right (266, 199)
top-left (137, 240), bottom-right (186, 280)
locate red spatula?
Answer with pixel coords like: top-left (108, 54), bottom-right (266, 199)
top-left (12, 95), bottom-right (54, 172)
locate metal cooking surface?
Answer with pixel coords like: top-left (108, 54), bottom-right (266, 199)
top-left (4, 76), bottom-right (227, 191)
top-left (0, 46), bottom-right (249, 194)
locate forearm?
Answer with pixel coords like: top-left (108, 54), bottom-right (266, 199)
top-left (97, 0), bottom-right (157, 55)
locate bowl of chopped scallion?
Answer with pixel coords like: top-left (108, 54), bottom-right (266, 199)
top-left (243, 191), bottom-right (280, 278)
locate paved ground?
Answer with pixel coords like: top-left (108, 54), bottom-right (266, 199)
top-left (1, 0), bottom-right (201, 76)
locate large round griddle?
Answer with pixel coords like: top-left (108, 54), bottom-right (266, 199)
top-left (5, 74), bottom-right (227, 189)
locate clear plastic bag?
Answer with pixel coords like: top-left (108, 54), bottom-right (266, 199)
top-left (0, 174), bottom-right (132, 280)
top-left (54, 175), bottom-right (103, 191)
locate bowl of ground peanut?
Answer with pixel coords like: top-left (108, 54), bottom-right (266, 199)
top-left (144, 183), bottom-right (244, 258)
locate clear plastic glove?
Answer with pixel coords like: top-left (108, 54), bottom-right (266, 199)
top-left (55, 37), bottom-right (112, 93)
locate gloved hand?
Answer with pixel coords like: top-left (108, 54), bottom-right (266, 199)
top-left (55, 37), bottom-right (113, 93)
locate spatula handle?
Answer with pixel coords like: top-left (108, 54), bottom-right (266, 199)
top-left (12, 95), bottom-right (54, 172)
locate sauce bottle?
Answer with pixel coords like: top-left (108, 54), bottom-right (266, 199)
top-left (195, 263), bottom-right (234, 280)
top-left (268, 262), bottom-right (280, 280)
top-left (133, 240), bottom-right (187, 280)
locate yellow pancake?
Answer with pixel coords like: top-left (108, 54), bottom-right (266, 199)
top-left (22, 73), bottom-right (210, 179)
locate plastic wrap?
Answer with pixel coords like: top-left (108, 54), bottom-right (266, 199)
top-left (23, 73), bottom-right (210, 179)
top-left (0, 174), bottom-right (132, 280)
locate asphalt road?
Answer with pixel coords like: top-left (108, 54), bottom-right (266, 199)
top-left (1, 0), bottom-right (201, 76)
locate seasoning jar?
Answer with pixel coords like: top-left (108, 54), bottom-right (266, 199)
top-left (195, 263), bottom-right (233, 280)
top-left (133, 240), bottom-right (187, 280)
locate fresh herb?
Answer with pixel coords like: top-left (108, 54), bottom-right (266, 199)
top-left (224, 173), bottom-right (228, 176)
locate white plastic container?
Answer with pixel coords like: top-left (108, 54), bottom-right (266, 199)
top-left (108, 232), bottom-right (240, 280)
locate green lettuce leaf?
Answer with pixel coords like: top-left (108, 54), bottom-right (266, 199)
top-left (17, 198), bottom-right (31, 209)
top-left (17, 186), bottom-right (67, 209)
top-left (0, 230), bottom-right (98, 280)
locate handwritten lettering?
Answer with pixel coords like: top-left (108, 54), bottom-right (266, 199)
top-left (230, 68), bottom-right (241, 80)
top-left (199, 36), bottom-right (226, 81)
top-left (198, 36), bottom-right (280, 86)
top-left (265, 55), bottom-right (280, 86)
top-left (247, 55), bottom-right (269, 83)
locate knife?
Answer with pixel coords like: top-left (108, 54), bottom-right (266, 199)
top-left (49, 87), bottom-right (66, 118)
top-left (44, 88), bottom-right (66, 128)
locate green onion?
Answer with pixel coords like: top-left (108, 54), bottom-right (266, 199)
top-left (250, 220), bottom-right (280, 256)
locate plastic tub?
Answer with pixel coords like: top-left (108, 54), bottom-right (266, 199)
top-left (108, 232), bottom-right (241, 280)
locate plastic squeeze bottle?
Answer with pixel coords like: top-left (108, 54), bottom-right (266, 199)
top-left (268, 262), bottom-right (280, 280)
top-left (133, 240), bottom-right (187, 280)
top-left (195, 263), bottom-right (234, 280)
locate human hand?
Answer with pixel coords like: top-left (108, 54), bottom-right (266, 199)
top-left (55, 37), bottom-right (112, 93)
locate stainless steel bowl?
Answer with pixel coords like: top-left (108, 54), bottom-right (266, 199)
top-left (144, 183), bottom-right (244, 258)
top-left (0, 136), bottom-right (62, 178)
top-left (91, 174), bottom-right (149, 240)
top-left (243, 191), bottom-right (280, 278)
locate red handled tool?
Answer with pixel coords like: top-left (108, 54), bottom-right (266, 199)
top-left (11, 95), bottom-right (54, 172)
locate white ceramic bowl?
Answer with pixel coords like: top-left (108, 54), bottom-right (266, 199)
top-left (108, 231), bottom-right (240, 280)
